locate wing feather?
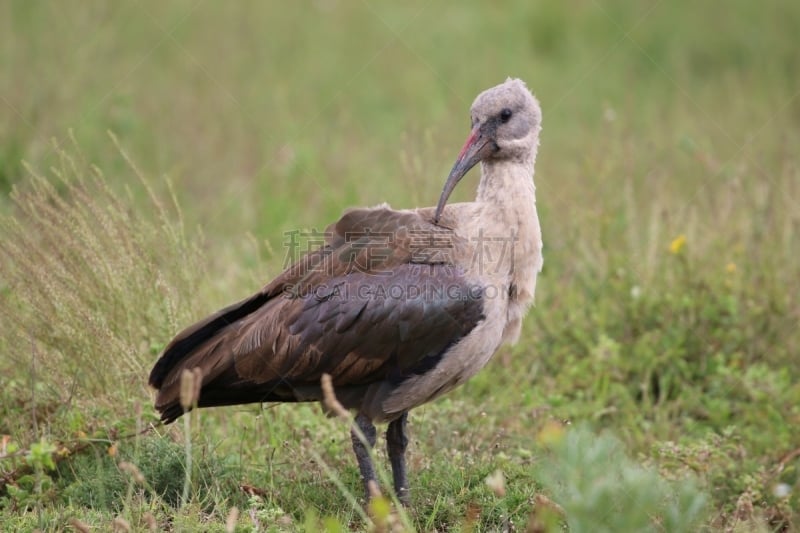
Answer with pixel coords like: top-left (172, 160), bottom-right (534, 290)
top-left (150, 207), bottom-right (484, 422)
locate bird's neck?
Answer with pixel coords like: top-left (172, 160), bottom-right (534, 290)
top-left (474, 151), bottom-right (543, 345)
top-left (476, 155), bottom-right (537, 208)
top-left (474, 152), bottom-right (542, 284)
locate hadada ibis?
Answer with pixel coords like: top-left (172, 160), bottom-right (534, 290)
top-left (148, 78), bottom-right (544, 506)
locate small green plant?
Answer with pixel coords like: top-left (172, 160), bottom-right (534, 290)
top-left (3, 438), bottom-right (57, 513)
top-left (535, 424), bottom-right (708, 532)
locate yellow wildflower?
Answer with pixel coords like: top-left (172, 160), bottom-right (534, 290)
top-left (726, 262), bottom-right (736, 273)
top-left (537, 420), bottom-right (566, 447)
top-left (669, 234), bottom-right (687, 254)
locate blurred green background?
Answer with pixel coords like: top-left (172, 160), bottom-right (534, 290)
top-left (1, 1), bottom-right (798, 530)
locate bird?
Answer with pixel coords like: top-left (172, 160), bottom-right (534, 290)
top-left (148, 77), bottom-right (543, 506)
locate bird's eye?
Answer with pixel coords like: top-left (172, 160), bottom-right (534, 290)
top-left (500, 108), bottom-right (513, 123)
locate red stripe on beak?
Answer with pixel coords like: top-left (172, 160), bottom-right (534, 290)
top-left (457, 127), bottom-right (479, 160)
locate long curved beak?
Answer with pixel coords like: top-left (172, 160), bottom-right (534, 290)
top-left (434, 126), bottom-right (496, 224)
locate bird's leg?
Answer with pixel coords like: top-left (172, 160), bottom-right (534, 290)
top-left (386, 412), bottom-right (410, 506)
top-left (351, 412), bottom-right (378, 500)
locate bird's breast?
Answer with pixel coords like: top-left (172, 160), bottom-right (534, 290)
top-left (377, 286), bottom-right (507, 419)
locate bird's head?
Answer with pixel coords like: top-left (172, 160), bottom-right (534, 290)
top-left (434, 78), bottom-right (541, 223)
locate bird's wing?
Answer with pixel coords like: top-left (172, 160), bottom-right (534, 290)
top-left (150, 207), bottom-right (484, 421)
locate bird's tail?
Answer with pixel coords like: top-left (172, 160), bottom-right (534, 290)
top-left (149, 291), bottom-right (272, 423)
top-left (154, 361), bottom-right (304, 424)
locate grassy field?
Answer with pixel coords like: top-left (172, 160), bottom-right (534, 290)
top-left (1, 0), bottom-right (799, 530)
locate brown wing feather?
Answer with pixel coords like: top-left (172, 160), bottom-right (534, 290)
top-left (150, 207), bottom-right (483, 422)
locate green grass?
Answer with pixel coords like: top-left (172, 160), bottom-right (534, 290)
top-left (1, 0), bottom-right (799, 530)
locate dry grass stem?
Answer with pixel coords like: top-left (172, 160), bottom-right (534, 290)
top-left (225, 506), bottom-right (239, 533)
top-left (118, 462), bottom-right (145, 485)
top-left (321, 373), bottom-right (349, 419)
top-left (68, 518), bottom-right (91, 533)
